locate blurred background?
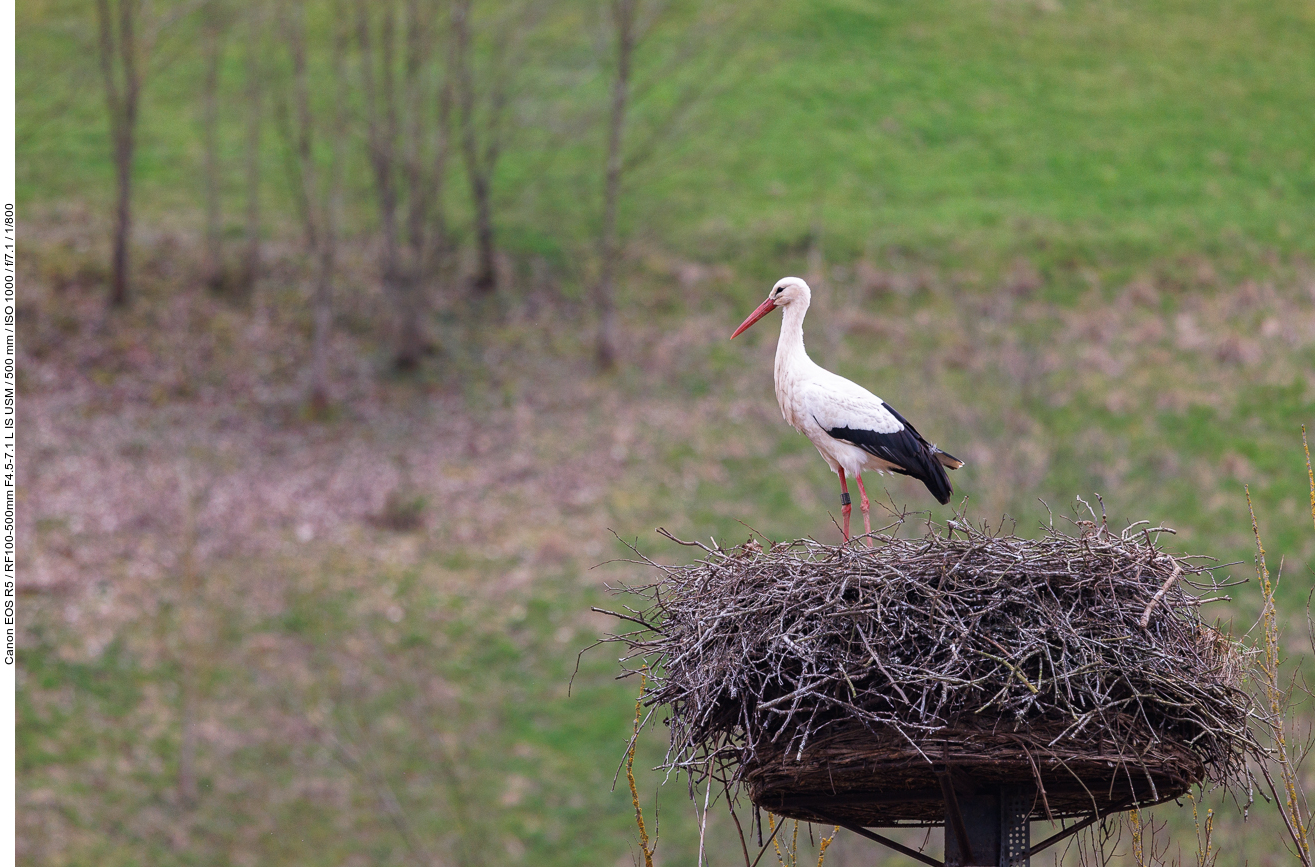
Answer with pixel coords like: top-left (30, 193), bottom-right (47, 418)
top-left (16, 0), bottom-right (1315, 864)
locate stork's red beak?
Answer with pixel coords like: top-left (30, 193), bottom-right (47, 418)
top-left (730, 297), bottom-right (777, 339)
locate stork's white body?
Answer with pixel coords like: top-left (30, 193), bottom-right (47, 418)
top-left (772, 301), bottom-right (905, 479)
top-left (732, 277), bottom-right (962, 540)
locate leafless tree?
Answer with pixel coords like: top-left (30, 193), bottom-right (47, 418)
top-left (238, 1), bottom-right (267, 295)
top-left (95, 0), bottom-right (150, 307)
top-left (590, 0), bottom-right (739, 369)
top-left (94, 0), bottom-right (202, 307)
top-left (593, 0), bottom-right (636, 369)
top-left (450, 0), bottom-right (535, 295)
top-left (200, 0), bottom-right (234, 291)
top-left (356, 0), bottom-right (454, 371)
top-left (275, 0), bottom-right (350, 410)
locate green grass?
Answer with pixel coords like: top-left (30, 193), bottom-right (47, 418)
top-left (18, 0), bottom-right (1315, 278)
top-left (18, 550), bottom-right (710, 867)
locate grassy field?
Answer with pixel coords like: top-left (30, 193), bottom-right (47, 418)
top-left (19, 1), bottom-right (1315, 269)
top-left (17, 0), bottom-right (1315, 864)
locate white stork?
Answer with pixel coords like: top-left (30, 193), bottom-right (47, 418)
top-left (731, 276), bottom-right (963, 542)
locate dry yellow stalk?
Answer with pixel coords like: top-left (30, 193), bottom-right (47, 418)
top-left (626, 672), bottom-right (655, 867)
top-left (815, 826), bottom-right (838, 867)
top-left (1129, 807), bottom-right (1145, 867)
top-left (1247, 484), bottom-right (1310, 863)
top-left (1305, 426), bottom-right (1315, 532)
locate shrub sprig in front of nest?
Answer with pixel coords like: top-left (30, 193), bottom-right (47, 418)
top-left (597, 512), bottom-right (1257, 801)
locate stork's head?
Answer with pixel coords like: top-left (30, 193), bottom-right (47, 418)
top-left (730, 277), bottom-right (811, 339)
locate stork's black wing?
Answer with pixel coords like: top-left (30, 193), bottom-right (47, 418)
top-left (824, 402), bottom-right (962, 505)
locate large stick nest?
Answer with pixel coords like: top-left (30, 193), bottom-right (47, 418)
top-left (598, 513), bottom-right (1258, 826)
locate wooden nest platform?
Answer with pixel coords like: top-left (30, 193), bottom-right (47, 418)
top-left (745, 719), bottom-right (1206, 826)
top-left (598, 513), bottom-right (1256, 830)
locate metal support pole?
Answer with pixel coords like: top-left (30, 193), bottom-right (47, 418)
top-left (944, 786), bottom-right (1031, 867)
top-left (1001, 788), bottom-right (1032, 866)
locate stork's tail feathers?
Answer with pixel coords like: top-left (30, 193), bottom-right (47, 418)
top-left (934, 450), bottom-right (965, 470)
top-left (922, 447), bottom-right (963, 505)
top-left (921, 454), bottom-right (955, 505)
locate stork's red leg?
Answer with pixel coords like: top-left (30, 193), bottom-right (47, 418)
top-left (837, 468), bottom-right (852, 542)
top-left (855, 474), bottom-right (872, 546)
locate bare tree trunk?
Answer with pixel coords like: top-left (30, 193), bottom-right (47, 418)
top-left (110, 123), bottom-right (135, 308)
top-left (240, 1), bottom-right (264, 296)
top-left (358, 0), bottom-right (450, 371)
top-left (278, 0), bottom-right (348, 411)
top-left (403, 1), bottom-right (449, 269)
top-left (308, 45), bottom-right (342, 414)
top-left (309, 240), bottom-right (335, 412)
top-left (401, 1), bottom-right (452, 369)
top-left (451, 0), bottom-right (502, 295)
top-left (96, 0), bottom-right (143, 308)
top-left (309, 44), bottom-right (345, 413)
top-left (201, 5), bottom-right (224, 291)
top-left (359, 2), bottom-right (414, 369)
top-left (469, 174), bottom-right (496, 294)
top-left (594, 0), bottom-right (636, 370)
top-left (430, 78), bottom-right (454, 285)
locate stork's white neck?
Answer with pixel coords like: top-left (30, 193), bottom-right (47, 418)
top-left (773, 298), bottom-right (812, 382)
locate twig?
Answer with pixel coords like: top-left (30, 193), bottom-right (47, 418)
top-left (1139, 558), bottom-right (1184, 628)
